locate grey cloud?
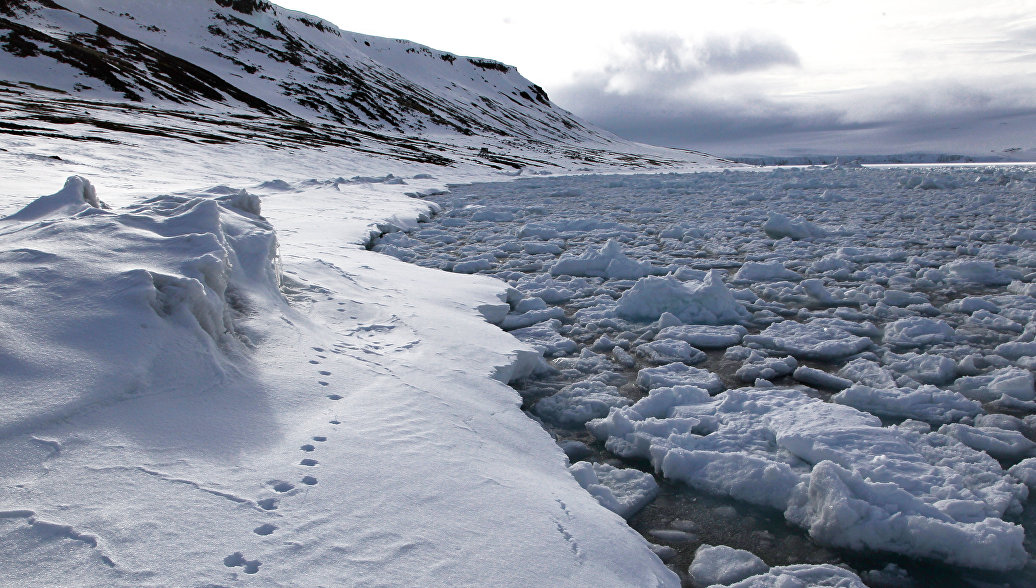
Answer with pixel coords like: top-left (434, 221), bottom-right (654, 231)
top-left (554, 77), bottom-right (1036, 156)
top-left (592, 32), bottom-right (801, 95)
top-left (694, 35), bottom-right (800, 74)
top-left (557, 82), bottom-right (859, 146)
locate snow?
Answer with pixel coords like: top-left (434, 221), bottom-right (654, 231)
top-left (3, 8), bottom-right (1036, 580)
top-left (939, 423), bottom-right (1036, 461)
top-left (792, 366), bottom-right (853, 391)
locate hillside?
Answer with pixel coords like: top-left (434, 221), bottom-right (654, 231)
top-left (0, 0), bottom-right (727, 170)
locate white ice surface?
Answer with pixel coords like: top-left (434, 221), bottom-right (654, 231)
top-left (588, 385), bottom-right (1029, 570)
top-left (687, 544), bottom-right (769, 587)
top-left (569, 461), bottom-right (659, 519)
top-left (0, 167), bottom-right (681, 586)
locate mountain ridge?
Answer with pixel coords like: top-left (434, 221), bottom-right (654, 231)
top-left (0, 0), bottom-right (732, 170)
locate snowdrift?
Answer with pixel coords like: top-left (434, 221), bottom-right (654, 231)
top-left (0, 176), bottom-right (280, 434)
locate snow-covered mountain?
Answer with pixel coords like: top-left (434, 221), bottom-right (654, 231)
top-left (0, 0), bottom-right (725, 169)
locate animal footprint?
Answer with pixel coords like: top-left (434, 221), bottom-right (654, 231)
top-left (318, 381), bottom-right (329, 386)
top-left (271, 481), bottom-right (295, 493)
top-left (299, 458), bottom-right (318, 467)
top-left (309, 360), bottom-right (320, 365)
top-left (330, 419), bottom-right (341, 425)
top-left (257, 498), bottom-right (278, 511)
top-left (301, 476), bottom-right (318, 486)
top-left (327, 394), bottom-right (342, 400)
top-left (319, 370), bottom-right (331, 376)
top-left (312, 436), bottom-right (326, 442)
top-left (224, 552), bottom-right (261, 574)
top-left (253, 523), bottom-right (277, 536)
top-left (300, 444), bottom-right (315, 452)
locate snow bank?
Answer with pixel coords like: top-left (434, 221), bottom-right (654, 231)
top-left (0, 177), bottom-right (281, 432)
top-left (1, 177), bottom-right (680, 587)
top-left (3, 175), bottom-right (106, 221)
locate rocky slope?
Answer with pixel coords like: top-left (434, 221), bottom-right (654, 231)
top-left (0, 0), bottom-right (727, 169)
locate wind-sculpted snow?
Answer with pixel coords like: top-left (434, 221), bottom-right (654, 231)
top-left (0, 176), bottom-right (280, 433)
top-left (374, 164), bottom-right (1036, 582)
top-left (0, 176), bottom-right (681, 587)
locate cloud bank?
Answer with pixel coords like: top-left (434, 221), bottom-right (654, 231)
top-left (555, 31), bottom-right (1036, 157)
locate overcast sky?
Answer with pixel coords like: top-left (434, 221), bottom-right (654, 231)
top-left (276, 1), bottom-right (1036, 157)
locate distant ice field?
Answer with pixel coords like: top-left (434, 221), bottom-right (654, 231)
top-left (373, 165), bottom-right (1036, 586)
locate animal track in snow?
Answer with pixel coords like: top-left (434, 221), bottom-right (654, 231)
top-left (271, 481), bottom-right (294, 493)
top-left (312, 436), bottom-right (326, 442)
top-left (330, 419), bottom-right (341, 425)
top-left (318, 370), bottom-right (331, 376)
top-left (301, 475), bottom-right (318, 485)
top-left (556, 522), bottom-right (580, 557)
top-left (224, 552), bottom-right (261, 574)
top-left (318, 381), bottom-right (329, 386)
top-left (327, 394), bottom-right (343, 400)
top-left (299, 458), bottom-right (318, 467)
top-left (257, 498), bottom-right (278, 511)
top-left (309, 360), bottom-right (320, 365)
top-left (253, 523), bottom-right (277, 536)
top-left (300, 444), bottom-right (315, 452)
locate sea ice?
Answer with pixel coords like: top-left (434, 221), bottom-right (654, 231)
top-left (654, 325), bottom-right (748, 349)
top-left (687, 544), bottom-right (768, 587)
top-left (883, 317), bottom-right (956, 348)
top-left (569, 461), bottom-right (659, 519)
top-left (743, 321), bottom-right (872, 361)
top-left (615, 272), bottom-right (750, 325)
top-left (636, 363), bottom-right (724, 394)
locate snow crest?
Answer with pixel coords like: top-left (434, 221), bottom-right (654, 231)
top-left (0, 177), bottom-right (281, 432)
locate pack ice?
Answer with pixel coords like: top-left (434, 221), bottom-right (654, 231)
top-left (374, 165), bottom-right (1036, 581)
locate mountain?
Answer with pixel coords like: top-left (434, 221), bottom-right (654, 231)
top-left (0, 0), bottom-right (728, 170)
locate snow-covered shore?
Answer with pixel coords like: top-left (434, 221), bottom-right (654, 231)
top-left (0, 156), bottom-right (696, 585)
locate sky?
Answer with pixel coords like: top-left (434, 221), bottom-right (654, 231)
top-left (275, 1), bottom-right (1036, 157)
